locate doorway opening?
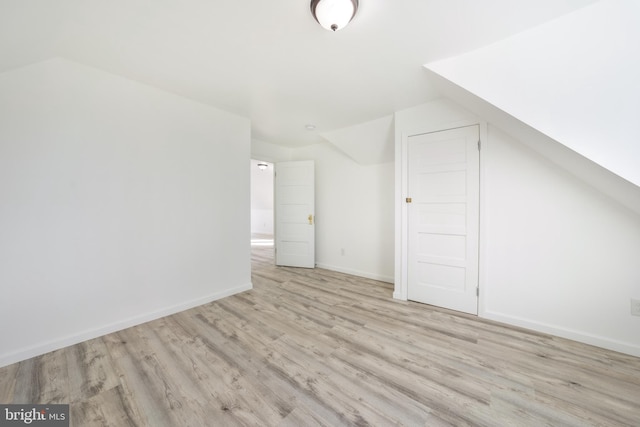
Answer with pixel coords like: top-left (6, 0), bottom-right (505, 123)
top-left (250, 159), bottom-right (274, 248)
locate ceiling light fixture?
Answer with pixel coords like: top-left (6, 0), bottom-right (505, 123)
top-left (257, 163), bottom-right (268, 171)
top-left (310, 0), bottom-right (359, 32)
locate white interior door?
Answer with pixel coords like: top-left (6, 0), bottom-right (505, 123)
top-left (275, 161), bottom-right (315, 268)
top-left (407, 126), bottom-right (479, 314)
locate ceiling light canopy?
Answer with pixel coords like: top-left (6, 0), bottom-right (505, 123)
top-left (310, 0), bottom-right (359, 32)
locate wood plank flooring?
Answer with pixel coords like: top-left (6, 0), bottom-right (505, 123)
top-left (1, 245), bottom-right (639, 426)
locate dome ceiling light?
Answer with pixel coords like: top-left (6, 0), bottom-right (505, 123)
top-left (310, 0), bottom-right (359, 32)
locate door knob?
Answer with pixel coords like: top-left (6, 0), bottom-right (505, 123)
top-left (308, 214), bottom-right (313, 225)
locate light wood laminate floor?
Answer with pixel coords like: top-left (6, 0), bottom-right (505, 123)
top-left (1, 245), bottom-right (639, 426)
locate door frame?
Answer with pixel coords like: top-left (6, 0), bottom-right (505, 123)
top-left (394, 119), bottom-right (487, 314)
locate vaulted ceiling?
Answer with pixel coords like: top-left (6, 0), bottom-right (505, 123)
top-left (0, 0), bottom-right (598, 147)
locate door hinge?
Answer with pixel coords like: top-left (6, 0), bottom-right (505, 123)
top-left (476, 287), bottom-right (479, 296)
top-left (477, 140), bottom-right (481, 151)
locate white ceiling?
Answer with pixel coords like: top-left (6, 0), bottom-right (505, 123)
top-left (0, 0), bottom-right (598, 147)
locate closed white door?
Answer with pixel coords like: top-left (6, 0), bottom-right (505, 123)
top-left (275, 161), bottom-right (315, 268)
top-left (407, 126), bottom-right (479, 314)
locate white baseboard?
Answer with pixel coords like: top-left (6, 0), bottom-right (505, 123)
top-left (392, 291), bottom-right (407, 301)
top-left (482, 310), bottom-right (640, 358)
top-left (0, 283), bottom-right (252, 368)
top-left (315, 263), bottom-right (394, 284)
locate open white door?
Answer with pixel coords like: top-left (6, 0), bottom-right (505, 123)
top-left (407, 126), bottom-right (479, 314)
top-left (275, 161), bottom-right (315, 268)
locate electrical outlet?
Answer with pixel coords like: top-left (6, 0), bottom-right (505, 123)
top-left (631, 298), bottom-right (640, 316)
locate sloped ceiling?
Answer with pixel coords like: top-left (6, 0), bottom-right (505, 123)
top-left (425, 0), bottom-right (640, 188)
top-left (0, 0), bottom-right (598, 147)
top-left (320, 115), bottom-right (394, 165)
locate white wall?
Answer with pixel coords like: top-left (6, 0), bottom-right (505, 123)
top-left (395, 99), bottom-right (640, 356)
top-left (250, 159), bottom-right (274, 235)
top-left (0, 58), bottom-right (252, 367)
top-left (483, 125), bottom-right (640, 354)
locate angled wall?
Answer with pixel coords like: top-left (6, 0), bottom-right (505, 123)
top-left (320, 115), bottom-right (394, 166)
top-left (0, 58), bottom-right (252, 367)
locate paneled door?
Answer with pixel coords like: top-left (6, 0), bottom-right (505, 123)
top-left (275, 161), bottom-right (315, 268)
top-left (407, 126), bottom-right (479, 314)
